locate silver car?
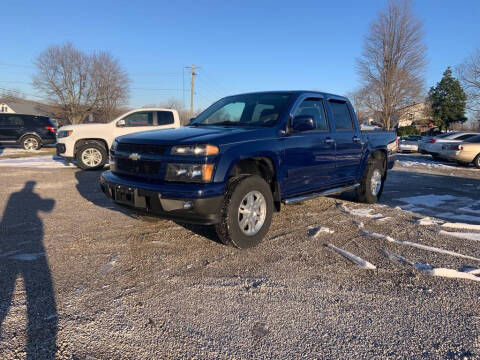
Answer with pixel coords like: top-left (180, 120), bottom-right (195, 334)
top-left (398, 135), bottom-right (422, 153)
top-left (423, 132), bottom-right (480, 159)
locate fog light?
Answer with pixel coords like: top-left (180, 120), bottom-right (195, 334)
top-left (183, 200), bottom-right (194, 209)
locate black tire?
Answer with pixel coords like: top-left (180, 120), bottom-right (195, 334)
top-left (356, 157), bottom-right (385, 204)
top-left (21, 135), bottom-right (42, 150)
top-left (76, 143), bottom-right (107, 170)
top-left (474, 154), bottom-right (480, 169)
top-left (215, 175), bottom-right (274, 249)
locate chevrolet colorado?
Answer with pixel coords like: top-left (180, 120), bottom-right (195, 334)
top-left (100, 91), bottom-right (397, 248)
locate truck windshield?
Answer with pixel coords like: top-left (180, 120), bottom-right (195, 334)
top-left (191, 93), bottom-right (292, 127)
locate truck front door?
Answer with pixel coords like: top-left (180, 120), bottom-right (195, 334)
top-left (281, 97), bottom-right (337, 197)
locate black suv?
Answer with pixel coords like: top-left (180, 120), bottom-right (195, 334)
top-left (0, 113), bottom-right (57, 150)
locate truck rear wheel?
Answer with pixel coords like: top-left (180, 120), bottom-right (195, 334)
top-left (356, 157), bottom-right (385, 204)
top-left (215, 175), bottom-right (273, 248)
top-left (22, 135), bottom-right (42, 150)
top-left (76, 143), bottom-right (107, 170)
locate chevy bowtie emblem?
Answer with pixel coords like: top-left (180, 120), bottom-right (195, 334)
top-left (129, 153), bottom-right (141, 161)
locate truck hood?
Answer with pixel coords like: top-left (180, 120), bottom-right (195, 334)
top-left (58, 123), bottom-right (110, 132)
top-left (116, 126), bottom-right (276, 146)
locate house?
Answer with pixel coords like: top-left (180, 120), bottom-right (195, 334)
top-left (397, 102), bottom-right (433, 131)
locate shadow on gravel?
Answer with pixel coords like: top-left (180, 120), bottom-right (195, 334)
top-left (74, 169), bottom-right (132, 217)
top-left (174, 222), bottom-right (223, 245)
top-left (0, 181), bottom-right (57, 359)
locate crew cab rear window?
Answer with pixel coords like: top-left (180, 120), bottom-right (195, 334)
top-left (122, 112), bottom-right (153, 126)
top-left (329, 100), bottom-right (354, 130)
top-left (157, 111), bottom-right (174, 126)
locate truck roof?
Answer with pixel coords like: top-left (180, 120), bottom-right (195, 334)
top-left (225, 90), bottom-right (349, 102)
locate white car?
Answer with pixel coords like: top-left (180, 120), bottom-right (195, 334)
top-left (56, 108), bottom-right (180, 169)
top-left (423, 132), bottom-right (480, 159)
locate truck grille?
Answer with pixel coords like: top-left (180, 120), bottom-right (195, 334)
top-left (117, 142), bottom-right (167, 155)
top-left (116, 158), bottom-right (161, 175)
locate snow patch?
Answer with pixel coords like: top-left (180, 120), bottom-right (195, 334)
top-left (435, 212), bottom-right (480, 223)
top-left (417, 217), bottom-right (444, 226)
top-left (0, 155), bottom-right (76, 169)
top-left (438, 230), bottom-right (480, 242)
top-left (359, 227), bottom-right (480, 262)
top-left (414, 264), bottom-right (480, 282)
top-left (323, 243), bottom-right (377, 270)
top-left (441, 222), bottom-right (480, 231)
top-left (398, 194), bottom-right (457, 208)
top-left (308, 226), bottom-right (334, 238)
top-left (9, 253), bottom-right (45, 261)
top-left (339, 204), bottom-right (390, 221)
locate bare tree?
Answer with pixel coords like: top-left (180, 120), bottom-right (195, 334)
top-left (457, 49), bottom-right (480, 124)
top-left (0, 89), bottom-right (27, 103)
top-left (356, 0), bottom-right (427, 129)
top-left (346, 88), bottom-right (371, 123)
top-left (92, 51), bottom-right (130, 122)
top-left (32, 42), bottom-right (130, 124)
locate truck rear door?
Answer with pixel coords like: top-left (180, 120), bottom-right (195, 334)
top-left (281, 97), bottom-right (337, 197)
top-left (326, 99), bottom-right (363, 182)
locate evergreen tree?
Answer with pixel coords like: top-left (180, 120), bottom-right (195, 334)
top-left (427, 67), bottom-right (467, 130)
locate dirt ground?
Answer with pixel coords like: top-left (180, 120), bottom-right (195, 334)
top-left (0, 155), bottom-right (479, 359)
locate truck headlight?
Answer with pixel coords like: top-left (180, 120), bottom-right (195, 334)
top-left (57, 130), bottom-right (73, 138)
top-left (170, 144), bottom-right (219, 156)
top-left (165, 163), bottom-right (215, 182)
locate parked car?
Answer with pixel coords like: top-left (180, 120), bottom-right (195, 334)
top-left (100, 91), bottom-right (397, 248)
top-left (423, 132), bottom-right (480, 159)
top-left (56, 108), bottom-right (180, 170)
top-left (398, 135), bottom-right (422, 153)
top-left (439, 135), bottom-right (480, 168)
top-left (0, 113), bottom-right (57, 150)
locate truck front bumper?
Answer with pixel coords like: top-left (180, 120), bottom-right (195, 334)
top-left (100, 171), bottom-right (225, 225)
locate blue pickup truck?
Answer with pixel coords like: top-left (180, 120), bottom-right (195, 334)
top-left (100, 91), bottom-right (397, 248)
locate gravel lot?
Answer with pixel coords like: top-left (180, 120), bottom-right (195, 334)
top-left (0, 154), bottom-right (479, 359)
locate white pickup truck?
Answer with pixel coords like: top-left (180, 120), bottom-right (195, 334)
top-left (56, 108), bottom-right (181, 170)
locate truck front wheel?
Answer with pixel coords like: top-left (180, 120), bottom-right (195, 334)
top-left (215, 175), bottom-right (274, 248)
top-left (356, 157), bottom-right (385, 204)
top-left (76, 143), bottom-right (107, 170)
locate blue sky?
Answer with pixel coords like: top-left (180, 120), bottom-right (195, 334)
top-left (1, 0), bottom-right (479, 110)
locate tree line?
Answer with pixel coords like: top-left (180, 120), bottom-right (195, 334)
top-left (351, 0), bottom-right (479, 131)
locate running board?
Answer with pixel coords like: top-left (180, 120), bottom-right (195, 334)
top-left (283, 183), bottom-right (360, 204)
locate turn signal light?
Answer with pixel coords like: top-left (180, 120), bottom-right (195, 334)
top-left (202, 164), bottom-right (215, 182)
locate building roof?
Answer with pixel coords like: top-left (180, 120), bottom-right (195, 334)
top-left (4, 101), bottom-right (55, 118)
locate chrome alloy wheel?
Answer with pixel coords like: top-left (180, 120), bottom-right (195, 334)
top-left (370, 168), bottom-right (382, 196)
top-left (81, 148), bottom-right (103, 167)
top-left (238, 190), bottom-right (267, 236)
top-left (24, 137), bottom-right (39, 150)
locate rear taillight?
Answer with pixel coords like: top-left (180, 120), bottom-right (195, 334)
top-left (428, 139), bottom-right (436, 143)
top-left (45, 126), bottom-right (56, 133)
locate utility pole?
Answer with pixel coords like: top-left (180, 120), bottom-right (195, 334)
top-left (185, 65), bottom-right (200, 117)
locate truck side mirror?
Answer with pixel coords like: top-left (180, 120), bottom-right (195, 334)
top-left (188, 117), bottom-right (195, 125)
top-left (290, 115), bottom-right (315, 132)
top-left (116, 119), bottom-right (126, 127)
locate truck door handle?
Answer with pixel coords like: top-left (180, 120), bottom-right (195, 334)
top-left (352, 136), bottom-right (361, 143)
top-left (325, 138), bottom-right (335, 145)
